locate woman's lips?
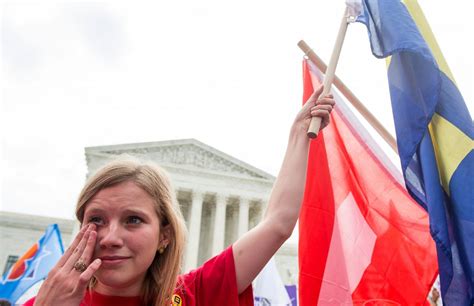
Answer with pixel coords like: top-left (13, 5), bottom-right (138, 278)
top-left (99, 256), bottom-right (130, 267)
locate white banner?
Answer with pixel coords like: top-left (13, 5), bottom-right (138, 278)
top-left (253, 257), bottom-right (292, 306)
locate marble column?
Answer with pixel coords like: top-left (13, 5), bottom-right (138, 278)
top-left (185, 190), bottom-right (204, 271)
top-left (259, 198), bottom-right (267, 221)
top-left (238, 198), bottom-right (250, 237)
top-left (212, 194), bottom-right (227, 256)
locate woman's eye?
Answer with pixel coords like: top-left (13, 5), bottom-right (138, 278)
top-left (127, 216), bottom-right (143, 225)
top-left (87, 216), bottom-right (104, 225)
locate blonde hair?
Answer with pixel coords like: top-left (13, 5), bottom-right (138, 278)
top-left (76, 158), bottom-right (187, 306)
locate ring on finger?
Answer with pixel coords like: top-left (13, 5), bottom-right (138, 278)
top-left (73, 260), bottom-right (88, 272)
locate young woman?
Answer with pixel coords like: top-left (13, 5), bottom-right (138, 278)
top-left (25, 85), bottom-right (334, 306)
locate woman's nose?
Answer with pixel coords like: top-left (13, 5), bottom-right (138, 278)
top-left (97, 222), bottom-right (124, 248)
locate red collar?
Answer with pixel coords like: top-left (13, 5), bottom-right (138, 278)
top-left (83, 290), bottom-right (142, 306)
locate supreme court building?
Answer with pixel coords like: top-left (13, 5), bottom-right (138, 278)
top-left (1, 139), bottom-right (298, 285)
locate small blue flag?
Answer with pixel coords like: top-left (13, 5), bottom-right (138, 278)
top-left (0, 224), bottom-right (64, 304)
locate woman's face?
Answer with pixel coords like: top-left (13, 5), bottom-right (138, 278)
top-left (83, 181), bottom-right (166, 296)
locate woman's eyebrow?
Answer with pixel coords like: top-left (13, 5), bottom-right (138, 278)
top-left (83, 206), bottom-right (105, 215)
top-left (84, 207), bottom-right (152, 218)
top-left (122, 208), bottom-right (149, 216)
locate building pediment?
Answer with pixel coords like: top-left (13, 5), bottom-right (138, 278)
top-left (85, 139), bottom-right (275, 181)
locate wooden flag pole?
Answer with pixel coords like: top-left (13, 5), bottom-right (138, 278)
top-left (306, 7), bottom-right (350, 138)
top-left (298, 40), bottom-right (398, 153)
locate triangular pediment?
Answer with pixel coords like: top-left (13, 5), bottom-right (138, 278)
top-left (85, 139), bottom-right (275, 181)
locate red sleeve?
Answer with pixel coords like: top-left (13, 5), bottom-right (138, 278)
top-left (176, 245), bottom-right (254, 306)
top-left (22, 297), bottom-right (35, 306)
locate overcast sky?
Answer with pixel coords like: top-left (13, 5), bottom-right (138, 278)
top-left (1, 1), bottom-right (472, 220)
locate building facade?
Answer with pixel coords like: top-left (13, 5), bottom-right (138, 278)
top-left (1, 139), bottom-right (298, 285)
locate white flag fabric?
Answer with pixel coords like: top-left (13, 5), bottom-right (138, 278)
top-left (253, 257), bottom-right (291, 306)
top-left (345, 0), bottom-right (363, 17)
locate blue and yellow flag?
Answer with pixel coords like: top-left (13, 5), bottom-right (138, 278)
top-left (356, 0), bottom-right (473, 304)
top-left (0, 224), bottom-right (64, 304)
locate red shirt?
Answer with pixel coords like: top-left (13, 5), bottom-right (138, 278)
top-left (23, 245), bottom-right (253, 306)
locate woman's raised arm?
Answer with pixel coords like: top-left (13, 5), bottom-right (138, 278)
top-left (233, 85), bottom-right (334, 293)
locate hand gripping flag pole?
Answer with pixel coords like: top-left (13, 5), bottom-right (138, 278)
top-left (302, 6), bottom-right (355, 138)
top-left (298, 40), bottom-right (398, 153)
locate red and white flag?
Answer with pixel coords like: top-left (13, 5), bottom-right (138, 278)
top-left (298, 60), bottom-right (438, 305)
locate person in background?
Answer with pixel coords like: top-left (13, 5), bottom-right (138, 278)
top-left (428, 287), bottom-right (442, 306)
top-left (0, 299), bottom-right (12, 306)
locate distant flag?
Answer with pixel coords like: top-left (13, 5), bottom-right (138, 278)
top-left (0, 224), bottom-right (64, 304)
top-left (354, 0), bottom-right (473, 304)
top-left (284, 285), bottom-right (297, 306)
top-left (254, 257), bottom-right (292, 306)
top-left (298, 59), bottom-right (438, 305)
